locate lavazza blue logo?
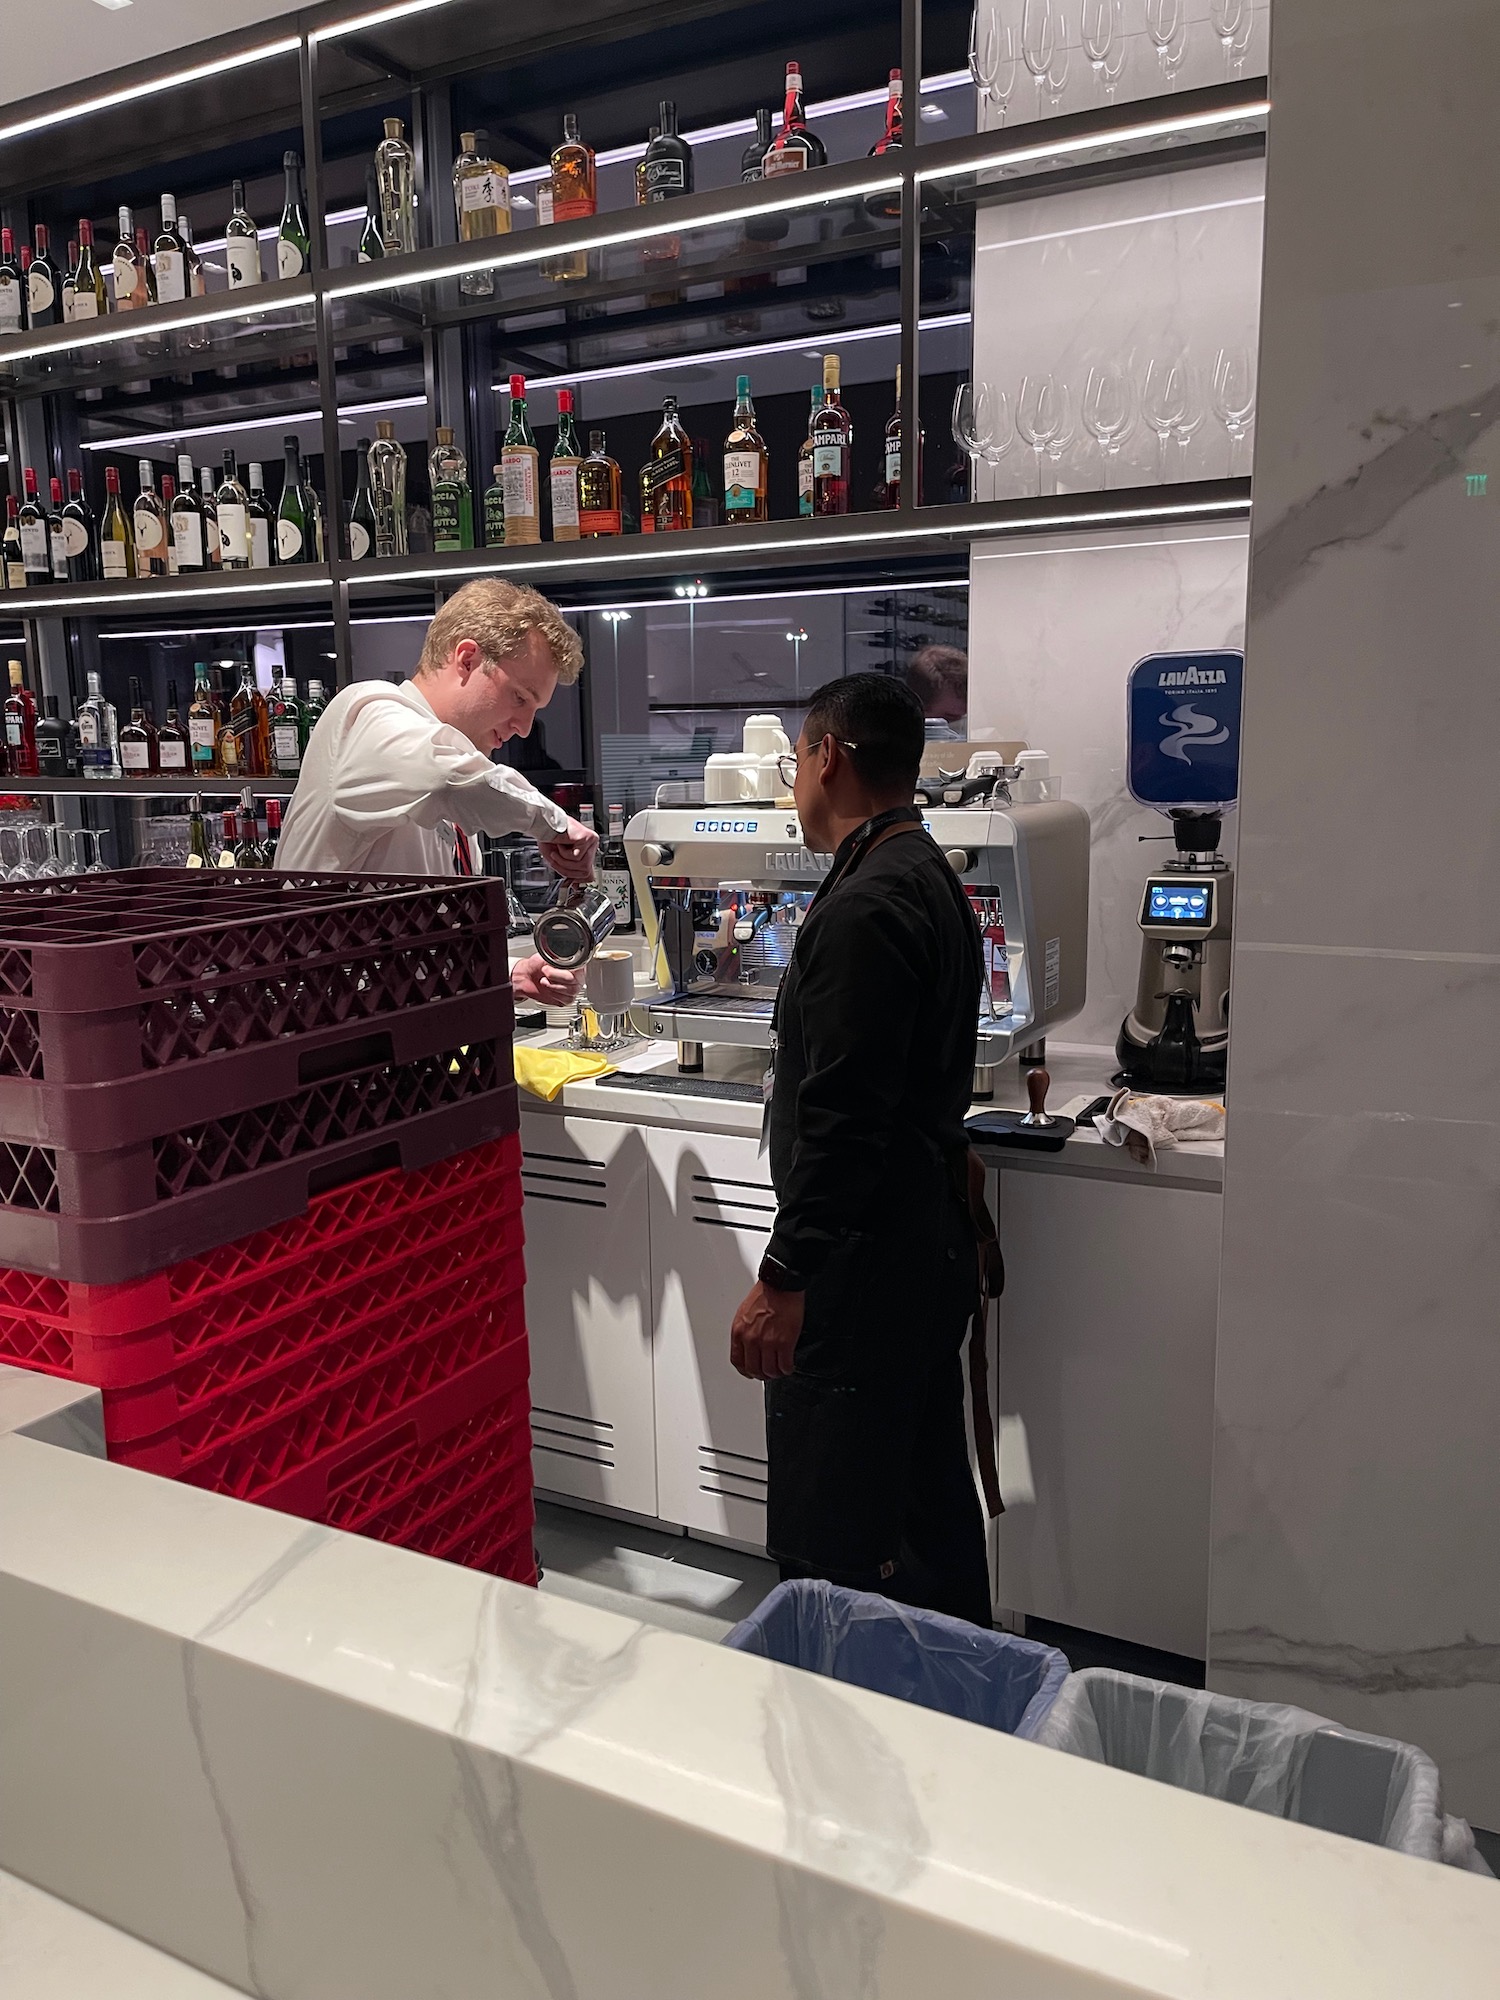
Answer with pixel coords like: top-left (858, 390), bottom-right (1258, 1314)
top-left (694, 818), bottom-right (760, 834)
top-left (1126, 650), bottom-right (1243, 811)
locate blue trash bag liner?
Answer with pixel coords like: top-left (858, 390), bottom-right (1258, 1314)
top-left (1032, 1668), bottom-right (1491, 1872)
top-left (723, 1578), bottom-right (1069, 1741)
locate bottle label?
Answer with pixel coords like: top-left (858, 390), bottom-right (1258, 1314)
top-left (762, 148), bottom-right (807, 177)
top-left (250, 517), bottom-right (271, 569)
top-left (644, 449), bottom-right (685, 492)
top-left (277, 518), bottom-right (303, 561)
top-left (121, 739), bottom-right (151, 772)
top-left (5, 717), bottom-right (20, 747)
top-left (153, 249), bottom-right (185, 302)
top-left (27, 269), bottom-right (54, 315)
top-left (189, 716), bottom-right (216, 759)
top-left (885, 443), bottom-right (901, 488)
top-left (278, 238), bottom-right (305, 280)
top-left (19, 522), bottom-right (49, 570)
top-left (724, 451), bottom-right (761, 508)
top-left (0, 272), bottom-right (20, 327)
top-left (579, 507), bottom-right (621, 537)
top-left (798, 457), bottom-right (813, 512)
top-left (78, 712), bottom-right (100, 748)
top-left (432, 490), bottom-right (463, 552)
top-left (227, 239), bottom-right (262, 288)
top-left (218, 502), bottom-right (249, 565)
top-left (599, 865), bottom-right (634, 930)
top-left (350, 520), bottom-right (372, 559)
top-left (173, 512), bottom-right (204, 568)
top-left (159, 738), bottom-right (187, 771)
top-left (553, 192), bottom-right (594, 224)
top-left (61, 517), bottom-right (89, 557)
top-left (643, 158), bottom-right (686, 198)
top-left (549, 463), bottom-right (580, 529)
top-left (461, 172), bottom-right (510, 215)
top-left (111, 253), bottom-right (140, 307)
top-left (100, 542), bottom-right (129, 579)
top-left (812, 444), bottom-right (843, 478)
top-left (272, 723), bottom-right (301, 769)
top-left (133, 504), bottom-right (164, 552)
top-left (71, 291), bottom-right (98, 321)
top-left (50, 529), bottom-right (67, 577)
top-left (501, 450), bottom-right (537, 520)
top-left (536, 186), bottom-right (555, 226)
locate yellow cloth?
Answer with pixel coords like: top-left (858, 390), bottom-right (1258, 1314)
top-left (512, 1045), bottom-right (616, 1102)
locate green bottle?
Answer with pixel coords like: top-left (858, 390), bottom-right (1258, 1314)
top-left (269, 677), bottom-right (303, 776)
top-left (483, 463), bottom-right (505, 547)
top-left (430, 427), bottom-right (474, 552)
top-left (276, 434), bottom-right (311, 564)
top-left (277, 151), bottom-right (312, 280)
top-left (301, 678), bottom-right (327, 749)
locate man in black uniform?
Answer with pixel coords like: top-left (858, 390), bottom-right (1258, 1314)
top-left (729, 672), bottom-right (992, 1627)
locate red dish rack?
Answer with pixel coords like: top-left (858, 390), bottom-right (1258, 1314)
top-left (0, 1134), bottom-right (536, 1584)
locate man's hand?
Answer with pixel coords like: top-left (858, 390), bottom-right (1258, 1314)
top-left (730, 1279), bottom-right (804, 1382)
top-left (538, 816), bottom-right (600, 882)
top-left (512, 954), bottom-right (584, 1008)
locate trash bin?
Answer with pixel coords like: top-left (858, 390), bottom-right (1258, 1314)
top-left (723, 1579), bottom-right (1069, 1741)
top-left (1032, 1668), bottom-right (1491, 1872)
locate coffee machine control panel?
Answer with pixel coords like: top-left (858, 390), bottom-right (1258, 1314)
top-left (1140, 876), bottom-right (1218, 937)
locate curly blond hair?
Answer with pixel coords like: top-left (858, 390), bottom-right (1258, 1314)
top-left (418, 577), bottom-right (583, 684)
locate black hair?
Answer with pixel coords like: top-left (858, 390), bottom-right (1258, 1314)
top-left (802, 671), bottom-right (926, 794)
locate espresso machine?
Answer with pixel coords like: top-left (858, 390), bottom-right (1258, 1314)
top-left (624, 735), bottom-right (1090, 1082)
top-left (1115, 650), bottom-right (1242, 1092)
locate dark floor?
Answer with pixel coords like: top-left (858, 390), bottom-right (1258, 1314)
top-left (1022, 1615), bottom-right (1207, 1688)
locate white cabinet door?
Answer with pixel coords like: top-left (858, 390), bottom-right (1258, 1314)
top-left (646, 1127), bottom-right (774, 1547)
top-left (521, 1112), bottom-right (656, 1518)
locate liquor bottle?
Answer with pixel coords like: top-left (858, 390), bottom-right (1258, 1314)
top-left (168, 453), bottom-right (205, 573)
top-left (188, 662), bottom-right (219, 774)
top-left (375, 118), bottom-right (417, 256)
top-left (226, 179), bottom-right (263, 288)
top-left (811, 354), bottom-right (851, 515)
top-left (864, 70), bottom-right (904, 219)
top-left (430, 427), bottom-right (474, 552)
top-left (645, 396), bottom-right (693, 532)
top-left (549, 391), bottom-right (583, 542)
top-left (798, 384), bottom-right (824, 517)
top-left (881, 363), bottom-right (922, 508)
top-left (152, 196), bottom-right (187, 304)
top-left (2, 500), bottom-right (25, 589)
top-left (369, 422), bottom-right (408, 557)
top-left (186, 795), bottom-right (212, 867)
top-left (301, 458), bottom-right (326, 562)
top-left (119, 677), bottom-right (158, 776)
top-left (18, 470), bottom-right (51, 587)
top-left (157, 679), bottom-right (189, 775)
top-left (78, 671), bottom-right (121, 780)
top-left (263, 796), bottom-right (283, 864)
top-left (61, 239), bottom-right (77, 324)
top-left (482, 464), bottom-right (505, 547)
top-left (275, 434), bottom-right (312, 564)
top-left (71, 219), bottom-right (106, 320)
top-left (27, 225), bottom-right (62, 329)
top-left (215, 451), bottom-right (251, 569)
top-left (302, 679), bottom-right (327, 743)
top-left (46, 480), bottom-right (68, 580)
top-left (636, 459), bottom-right (654, 534)
top-left (741, 107), bottom-right (779, 240)
top-left (763, 63), bottom-right (827, 176)
top-left (62, 470), bottom-right (97, 582)
top-left (199, 468), bottom-right (222, 569)
top-left (269, 678), bottom-right (303, 777)
top-left (723, 375), bottom-right (769, 523)
top-left (691, 441), bottom-right (718, 529)
top-left (636, 127), bottom-right (658, 207)
top-left (0, 228), bottom-right (23, 331)
top-left (35, 696), bottom-right (66, 778)
top-left (63, 703), bottom-right (83, 777)
top-left (4, 662), bottom-right (37, 777)
top-left (502, 375), bottom-right (541, 545)
top-left (543, 113), bottom-right (595, 283)
top-left (278, 152), bottom-right (311, 279)
top-left (453, 131), bottom-right (509, 297)
top-left (217, 811), bottom-right (239, 867)
top-left (358, 166), bottom-right (384, 264)
top-left (577, 432), bottom-right (622, 537)
top-left (247, 464), bottom-right (274, 569)
top-left (348, 438), bottom-right (378, 559)
top-left (110, 206), bottom-right (146, 310)
top-left (598, 805), bottom-right (637, 931)
top-left (234, 790), bottom-right (268, 867)
top-left (132, 461), bottom-right (169, 579)
top-left (643, 100), bottom-right (694, 201)
top-left (222, 660), bottom-right (270, 779)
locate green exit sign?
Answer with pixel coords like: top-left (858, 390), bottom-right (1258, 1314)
top-left (1466, 472), bottom-right (1488, 496)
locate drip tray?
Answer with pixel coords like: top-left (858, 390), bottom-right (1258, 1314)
top-left (608, 1074), bottom-right (764, 1104)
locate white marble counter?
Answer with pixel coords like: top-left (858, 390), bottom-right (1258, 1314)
top-left (0, 1869), bottom-right (247, 1998)
top-left (0, 1431), bottom-right (1494, 2000)
top-left (0, 1364), bottom-right (103, 1456)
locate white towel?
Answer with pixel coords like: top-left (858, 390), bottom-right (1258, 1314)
top-left (1099, 1089), bottom-right (1225, 1168)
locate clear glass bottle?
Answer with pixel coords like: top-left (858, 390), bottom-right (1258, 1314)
top-left (348, 437), bottom-right (378, 559)
top-left (358, 166), bottom-right (384, 264)
top-left (453, 130), bottom-right (509, 296)
top-left (369, 422), bottom-right (408, 558)
top-left (429, 426), bottom-right (473, 552)
top-left (132, 460), bottom-right (169, 579)
top-left (119, 675), bottom-right (158, 776)
top-left (247, 463), bottom-right (275, 569)
top-left (169, 452), bottom-right (205, 573)
top-left (543, 113), bottom-right (594, 283)
top-left (215, 452), bottom-right (251, 570)
top-left (375, 117), bottom-right (417, 256)
top-left (577, 431), bottom-right (622, 538)
top-left (110, 206), bottom-right (146, 310)
top-left (152, 195), bottom-right (187, 304)
top-left (198, 467), bottom-right (221, 570)
top-left (78, 670), bottom-right (121, 780)
top-left (71, 218), bottom-right (107, 320)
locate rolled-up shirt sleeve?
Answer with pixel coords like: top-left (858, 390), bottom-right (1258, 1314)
top-left (334, 698), bottom-right (569, 843)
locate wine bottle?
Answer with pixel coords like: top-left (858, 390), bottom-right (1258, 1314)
top-left (166, 455), bottom-right (202, 574)
top-left (199, 467), bottom-right (221, 569)
top-left (226, 179), bottom-right (263, 288)
top-left (577, 431), bottom-right (622, 538)
top-left (368, 422), bottom-right (408, 557)
top-left (61, 240), bottom-right (77, 324)
top-left (278, 152), bottom-right (311, 279)
top-left (215, 451), bottom-right (251, 570)
top-left (134, 227), bottom-right (160, 312)
top-left (160, 474), bottom-right (178, 575)
top-left (110, 206), bottom-right (146, 311)
top-left (72, 219), bottom-right (106, 320)
top-left (645, 396), bottom-right (693, 532)
top-left (247, 463), bottom-right (275, 569)
top-left (864, 70), bottom-right (904, 220)
top-left (763, 63), bottom-right (827, 176)
top-left (188, 662), bottom-right (220, 774)
top-left (502, 375), bottom-right (541, 545)
top-left (0, 228), bottom-right (23, 331)
top-left (186, 795), bottom-right (213, 867)
top-left (119, 676), bottom-right (158, 776)
top-left (881, 362), bottom-right (922, 508)
top-left (358, 167), bottom-right (384, 264)
top-left (263, 797), bottom-right (283, 863)
top-left (78, 671), bottom-right (121, 780)
top-left (811, 354), bottom-right (851, 515)
top-left (27, 225), bottom-right (62, 329)
top-left (180, 216), bottom-right (207, 299)
top-left (549, 390), bottom-right (583, 542)
top-left (157, 680), bottom-right (189, 774)
top-left (46, 480), bottom-right (68, 581)
top-left (152, 196), bottom-right (187, 304)
top-left (62, 470), bottom-right (97, 582)
top-left (723, 375), bottom-right (769, 524)
top-left (18, 469), bottom-right (51, 586)
top-left (302, 458), bottom-right (326, 563)
top-left (543, 114), bottom-right (594, 283)
top-left (453, 130), bottom-right (509, 297)
top-left (132, 460), bottom-right (169, 579)
top-left (798, 384), bottom-right (824, 517)
top-left (1, 499), bottom-right (23, 590)
top-left (5, 661), bottom-right (38, 777)
top-left (234, 789), bottom-right (268, 867)
top-left (375, 118), bottom-right (416, 256)
top-left (276, 434), bottom-right (311, 564)
top-left (731, 108), bottom-right (781, 300)
top-left (348, 437), bottom-right (378, 559)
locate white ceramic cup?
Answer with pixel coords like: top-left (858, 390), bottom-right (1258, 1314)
top-left (585, 949), bottom-right (635, 1014)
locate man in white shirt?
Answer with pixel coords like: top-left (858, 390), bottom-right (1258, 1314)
top-left (276, 577), bottom-right (599, 1007)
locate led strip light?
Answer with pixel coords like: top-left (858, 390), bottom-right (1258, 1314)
top-left (917, 99), bottom-right (1271, 185)
top-left (0, 285), bottom-right (313, 368)
top-left (80, 395), bottom-right (427, 454)
top-left (0, 35), bottom-right (300, 147)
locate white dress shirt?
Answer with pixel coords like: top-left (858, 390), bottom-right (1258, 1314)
top-left (274, 676), bottom-right (569, 875)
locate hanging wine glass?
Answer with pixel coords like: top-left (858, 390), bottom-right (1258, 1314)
top-left (1082, 363), bottom-right (1137, 486)
top-left (1021, 0), bottom-right (1058, 120)
top-left (990, 18), bottom-right (1021, 127)
top-left (1212, 345), bottom-right (1257, 473)
top-left (1044, 14), bottom-right (1072, 114)
top-left (1080, 0), bottom-right (1121, 101)
top-left (1145, 0), bottom-right (1184, 86)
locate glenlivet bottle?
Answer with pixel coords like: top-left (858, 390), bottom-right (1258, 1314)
top-left (723, 375), bottom-right (769, 523)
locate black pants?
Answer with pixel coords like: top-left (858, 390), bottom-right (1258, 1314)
top-left (764, 1197), bottom-right (992, 1629)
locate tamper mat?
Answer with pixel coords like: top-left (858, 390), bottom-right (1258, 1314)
top-left (966, 1066), bottom-right (1075, 1153)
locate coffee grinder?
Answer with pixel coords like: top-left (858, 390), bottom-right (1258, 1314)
top-left (1114, 649), bottom-right (1243, 1093)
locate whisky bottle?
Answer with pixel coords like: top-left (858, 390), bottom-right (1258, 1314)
top-left (375, 118), bottom-right (417, 256)
top-left (226, 179), bottom-right (263, 287)
top-left (577, 431), bottom-right (621, 537)
top-left (549, 390), bottom-right (583, 542)
top-left (247, 464), bottom-right (274, 569)
top-left (4, 661), bottom-right (37, 777)
top-left (157, 679), bottom-right (189, 774)
top-left (62, 470), bottom-right (97, 582)
top-left (349, 437), bottom-right (378, 558)
top-left (864, 71), bottom-right (904, 220)
top-left (453, 131), bottom-right (509, 296)
top-left (132, 460), bottom-right (170, 579)
top-left (152, 196), bottom-right (188, 304)
top-left (199, 468), bottom-right (221, 569)
top-left (798, 384), bottom-right (824, 517)
top-left (0, 228), bottom-right (23, 331)
top-left (358, 167), bottom-right (384, 264)
top-left (215, 451), bottom-right (251, 569)
top-left (269, 678), bottom-right (303, 777)
top-left (276, 434), bottom-right (312, 563)
top-left (119, 676), bottom-right (158, 776)
top-left (543, 114), bottom-right (594, 283)
top-left (763, 64), bottom-right (827, 176)
top-left (502, 375), bottom-right (541, 545)
top-left (811, 354), bottom-right (851, 515)
top-left (2, 499), bottom-right (24, 589)
top-left (35, 696), bottom-right (66, 778)
top-left (46, 480), bottom-right (68, 581)
top-left (881, 363), bottom-right (922, 508)
top-left (482, 464), bottom-right (505, 547)
top-left (188, 661), bottom-right (220, 774)
top-left (645, 396), bottom-right (693, 532)
top-left (369, 422), bottom-right (408, 557)
top-left (723, 375), bottom-right (769, 523)
top-left (278, 152), bottom-right (311, 279)
top-left (430, 426), bottom-right (474, 551)
top-left (223, 659), bottom-right (270, 778)
top-left (18, 470), bottom-right (51, 586)
top-left (78, 671), bottom-right (121, 779)
top-left (72, 219), bottom-right (107, 320)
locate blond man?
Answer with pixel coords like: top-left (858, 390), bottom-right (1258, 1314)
top-left (276, 577), bottom-right (598, 1005)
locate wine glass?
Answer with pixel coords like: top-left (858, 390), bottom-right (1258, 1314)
top-left (1080, 0), bottom-right (1121, 100)
top-left (1145, 0), bottom-right (1184, 86)
top-left (23, 823), bottom-right (60, 879)
top-left (1017, 374), bottom-right (1071, 496)
top-left (0, 826), bottom-right (24, 881)
top-left (1044, 17), bottom-right (1072, 113)
top-left (971, 7), bottom-right (1021, 127)
top-left (1172, 358), bottom-right (1206, 477)
top-left (1141, 356), bottom-right (1187, 482)
top-left (1021, 0), bottom-right (1059, 120)
top-left (978, 387), bottom-right (1017, 496)
top-left (953, 379), bottom-right (996, 463)
top-left (1211, 0), bottom-right (1254, 76)
top-left (1082, 362), bottom-right (1136, 486)
top-left (1212, 345), bottom-right (1257, 472)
